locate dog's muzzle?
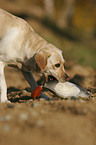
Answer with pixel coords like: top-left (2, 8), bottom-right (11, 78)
top-left (58, 73), bottom-right (70, 82)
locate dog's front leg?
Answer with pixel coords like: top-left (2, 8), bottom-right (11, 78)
top-left (0, 62), bottom-right (8, 103)
top-left (21, 70), bottom-right (50, 100)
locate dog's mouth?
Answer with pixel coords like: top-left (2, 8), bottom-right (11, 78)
top-left (37, 75), bottom-right (58, 86)
top-left (48, 75), bottom-right (58, 82)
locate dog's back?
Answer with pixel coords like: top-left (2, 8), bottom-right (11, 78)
top-left (0, 9), bottom-right (47, 59)
top-left (0, 9), bottom-right (34, 39)
top-left (0, 9), bottom-right (36, 62)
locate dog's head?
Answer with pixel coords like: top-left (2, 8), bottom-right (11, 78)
top-left (35, 44), bottom-right (70, 82)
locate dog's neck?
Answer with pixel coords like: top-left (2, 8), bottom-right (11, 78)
top-left (24, 31), bottom-right (48, 60)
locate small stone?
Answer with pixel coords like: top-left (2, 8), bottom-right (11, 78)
top-left (78, 99), bottom-right (85, 103)
top-left (92, 97), bottom-right (95, 100)
top-left (40, 109), bottom-right (46, 114)
top-left (2, 125), bottom-right (10, 132)
top-left (36, 119), bottom-right (44, 127)
top-left (0, 115), bottom-right (11, 121)
top-left (39, 98), bottom-right (45, 101)
top-left (19, 113), bottom-right (28, 120)
top-left (70, 96), bottom-right (77, 100)
top-left (82, 108), bottom-right (88, 115)
top-left (22, 90), bottom-right (28, 94)
top-left (32, 103), bottom-right (39, 108)
top-left (7, 103), bottom-right (15, 108)
top-left (46, 108), bottom-right (50, 112)
top-left (32, 111), bottom-right (38, 117)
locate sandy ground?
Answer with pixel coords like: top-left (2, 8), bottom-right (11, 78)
top-left (0, 1), bottom-right (96, 144)
top-left (0, 64), bottom-right (96, 145)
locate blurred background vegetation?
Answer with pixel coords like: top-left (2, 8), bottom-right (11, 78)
top-left (0, 0), bottom-right (96, 68)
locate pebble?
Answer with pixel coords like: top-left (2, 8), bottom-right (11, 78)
top-left (82, 108), bottom-right (88, 115)
top-left (22, 90), bottom-right (28, 94)
top-left (40, 109), bottom-right (46, 114)
top-left (32, 111), bottom-right (38, 117)
top-left (32, 103), bottom-right (39, 108)
top-left (36, 119), bottom-right (44, 127)
top-left (39, 98), bottom-right (46, 101)
top-left (70, 96), bottom-right (77, 100)
top-left (2, 125), bottom-right (10, 132)
top-left (0, 115), bottom-right (11, 121)
top-left (46, 108), bottom-right (50, 112)
top-left (91, 97), bottom-right (96, 101)
top-left (19, 113), bottom-right (28, 120)
top-left (78, 99), bottom-right (85, 103)
top-left (7, 103), bottom-right (15, 108)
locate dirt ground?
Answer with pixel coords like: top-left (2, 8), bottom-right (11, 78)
top-left (0, 64), bottom-right (96, 145)
top-left (0, 1), bottom-right (96, 144)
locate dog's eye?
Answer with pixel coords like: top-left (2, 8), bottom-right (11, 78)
top-left (55, 63), bottom-right (60, 68)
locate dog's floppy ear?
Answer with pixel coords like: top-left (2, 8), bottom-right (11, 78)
top-left (35, 51), bottom-right (50, 71)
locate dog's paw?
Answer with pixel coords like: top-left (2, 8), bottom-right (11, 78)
top-left (1, 100), bottom-right (11, 103)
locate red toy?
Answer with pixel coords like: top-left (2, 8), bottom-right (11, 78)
top-left (31, 86), bottom-right (43, 99)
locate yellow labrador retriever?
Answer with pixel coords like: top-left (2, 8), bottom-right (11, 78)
top-left (0, 9), bottom-right (69, 102)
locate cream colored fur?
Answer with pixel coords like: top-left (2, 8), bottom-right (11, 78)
top-left (0, 9), bottom-right (68, 102)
